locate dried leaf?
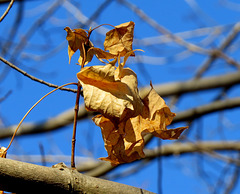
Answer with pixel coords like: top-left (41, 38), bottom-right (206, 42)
top-left (104, 21), bottom-right (135, 56)
top-left (93, 115), bottom-right (143, 165)
top-left (136, 87), bottom-right (188, 140)
top-left (92, 86), bottom-right (188, 165)
top-left (78, 40), bottom-right (94, 66)
top-left (64, 27), bottom-right (93, 66)
top-left (115, 49), bottom-right (144, 79)
top-left (69, 21), bottom-right (187, 166)
top-left (77, 63), bottom-right (143, 123)
top-left (88, 47), bottom-right (116, 61)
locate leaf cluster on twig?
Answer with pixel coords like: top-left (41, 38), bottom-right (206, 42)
top-left (65, 21), bottom-right (188, 165)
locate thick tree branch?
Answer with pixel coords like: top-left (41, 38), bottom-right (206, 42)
top-left (83, 141), bottom-right (240, 177)
top-left (139, 71), bottom-right (240, 97)
top-left (195, 22), bottom-right (240, 78)
top-left (0, 157), bottom-right (154, 194)
top-left (173, 97), bottom-right (240, 123)
top-left (6, 141), bottom-right (240, 178)
top-left (0, 105), bottom-right (90, 139)
top-left (144, 141), bottom-right (240, 160)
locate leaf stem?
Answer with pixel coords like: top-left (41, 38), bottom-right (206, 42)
top-left (0, 0), bottom-right (15, 22)
top-left (71, 81), bottom-right (82, 169)
top-left (88, 23), bottom-right (115, 38)
top-left (4, 82), bottom-right (78, 155)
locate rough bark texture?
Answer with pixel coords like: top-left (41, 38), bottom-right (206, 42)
top-left (0, 158), bottom-right (154, 194)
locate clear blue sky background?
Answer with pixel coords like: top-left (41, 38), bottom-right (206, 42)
top-left (1, 0), bottom-right (240, 193)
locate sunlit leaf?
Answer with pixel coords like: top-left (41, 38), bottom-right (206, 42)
top-left (77, 63), bottom-right (143, 123)
top-left (104, 21), bottom-right (135, 56)
top-left (92, 86), bottom-right (188, 165)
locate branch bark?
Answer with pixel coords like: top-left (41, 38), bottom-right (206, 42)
top-left (139, 71), bottom-right (240, 97)
top-left (83, 141), bottom-right (240, 177)
top-left (0, 157), bottom-right (154, 194)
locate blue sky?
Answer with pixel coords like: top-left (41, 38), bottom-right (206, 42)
top-left (1, 0), bottom-right (240, 193)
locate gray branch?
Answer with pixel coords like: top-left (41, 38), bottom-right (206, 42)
top-left (1, 96), bottom-right (240, 139)
top-left (84, 141), bottom-right (240, 177)
top-left (0, 157), bottom-right (154, 194)
top-left (139, 71), bottom-right (240, 97)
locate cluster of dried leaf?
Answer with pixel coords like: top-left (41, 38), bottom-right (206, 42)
top-left (65, 21), bottom-right (188, 165)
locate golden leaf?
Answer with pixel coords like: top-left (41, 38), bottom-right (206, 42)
top-left (115, 49), bottom-right (143, 79)
top-left (104, 21), bottom-right (135, 56)
top-left (88, 47), bottom-right (116, 62)
top-left (92, 86), bottom-right (188, 165)
top-left (69, 22), bottom-right (187, 166)
top-left (77, 63), bottom-right (143, 123)
top-left (93, 115), bottom-right (143, 165)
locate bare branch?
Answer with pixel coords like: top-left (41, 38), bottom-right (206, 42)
top-left (0, 90), bottom-right (11, 103)
top-left (224, 153), bottom-right (240, 194)
top-left (84, 141), bottom-right (240, 177)
top-left (139, 71), bottom-right (240, 97)
top-left (0, 0), bottom-right (14, 22)
top-left (10, 141), bottom-right (240, 178)
top-left (0, 56), bottom-right (77, 93)
top-left (0, 105), bottom-right (89, 139)
top-left (173, 97), bottom-right (240, 123)
top-left (195, 22), bottom-right (240, 78)
top-left (0, 157), bottom-right (154, 194)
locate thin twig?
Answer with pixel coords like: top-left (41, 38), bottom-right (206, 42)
top-left (1, 0), bottom-right (23, 56)
top-left (195, 21), bottom-right (240, 79)
top-left (71, 81), bottom-right (81, 169)
top-left (0, 56), bottom-right (77, 93)
top-left (10, 0), bottom-right (63, 61)
top-left (0, 0), bottom-right (14, 22)
top-left (0, 0), bottom-right (63, 83)
top-left (0, 90), bottom-right (11, 103)
top-left (4, 82), bottom-right (78, 154)
top-left (157, 139), bottom-right (162, 194)
top-left (224, 152), bottom-right (240, 194)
